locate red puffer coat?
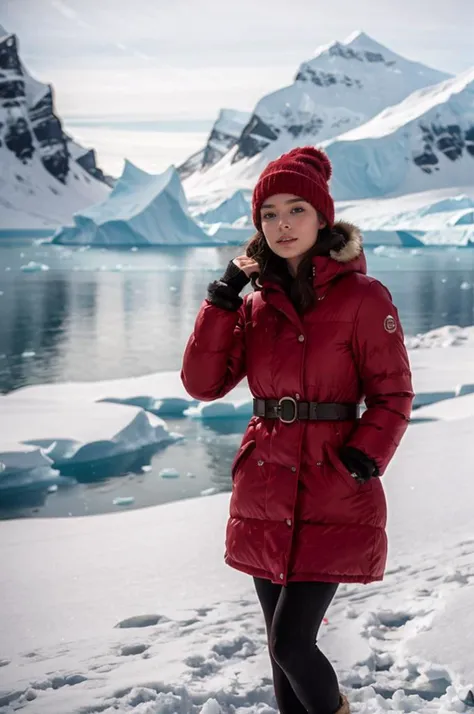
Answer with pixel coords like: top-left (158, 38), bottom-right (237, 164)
top-left (181, 222), bottom-right (414, 585)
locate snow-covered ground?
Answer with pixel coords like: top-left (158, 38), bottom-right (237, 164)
top-left (1, 336), bottom-right (474, 713)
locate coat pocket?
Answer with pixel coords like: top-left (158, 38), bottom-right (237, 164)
top-left (324, 443), bottom-right (364, 495)
top-left (231, 439), bottom-right (256, 482)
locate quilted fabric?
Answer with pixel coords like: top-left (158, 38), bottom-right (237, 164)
top-left (181, 224), bottom-right (414, 585)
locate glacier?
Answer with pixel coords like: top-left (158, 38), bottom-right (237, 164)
top-left (324, 67), bottom-right (474, 201)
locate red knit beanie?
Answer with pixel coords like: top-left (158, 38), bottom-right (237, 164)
top-left (252, 146), bottom-right (335, 230)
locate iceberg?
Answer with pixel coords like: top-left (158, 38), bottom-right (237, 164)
top-left (0, 443), bottom-right (61, 499)
top-left (397, 227), bottom-right (474, 247)
top-left (0, 396), bottom-right (182, 493)
top-left (195, 189), bottom-right (251, 224)
top-left (52, 162), bottom-right (227, 247)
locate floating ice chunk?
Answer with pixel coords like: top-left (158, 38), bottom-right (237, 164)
top-left (113, 496), bottom-right (135, 506)
top-left (200, 487), bottom-right (219, 496)
top-left (186, 398), bottom-right (253, 419)
top-left (0, 398), bottom-right (180, 489)
top-left (460, 281), bottom-right (471, 290)
top-left (405, 325), bottom-right (474, 349)
top-left (20, 261), bottom-right (50, 272)
top-left (21, 351), bottom-right (36, 358)
top-left (0, 444), bottom-right (61, 492)
top-left (101, 395), bottom-right (193, 418)
top-left (372, 245), bottom-right (402, 257)
top-left (159, 468), bottom-right (180, 479)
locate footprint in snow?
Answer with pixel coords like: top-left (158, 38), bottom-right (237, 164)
top-left (115, 614), bottom-right (166, 629)
top-left (120, 643), bottom-right (149, 656)
top-left (212, 636), bottom-right (258, 659)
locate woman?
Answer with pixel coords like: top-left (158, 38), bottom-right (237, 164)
top-left (181, 146), bottom-right (414, 714)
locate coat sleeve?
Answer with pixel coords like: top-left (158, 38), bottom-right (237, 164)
top-left (180, 297), bottom-right (247, 401)
top-left (345, 280), bottom-right (414, 475)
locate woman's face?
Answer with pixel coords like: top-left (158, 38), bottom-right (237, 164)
top-left (260, 193), bottom-right (326, 275)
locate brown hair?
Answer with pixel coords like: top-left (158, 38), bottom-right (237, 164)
top-left (245, 216), bottom-right (345, 313)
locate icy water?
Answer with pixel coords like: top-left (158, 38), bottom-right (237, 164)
top-left (1, 237), bottom-right (474, 520)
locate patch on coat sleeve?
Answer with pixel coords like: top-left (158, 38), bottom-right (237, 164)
top-left (384, 314), bottom-right (397, 333)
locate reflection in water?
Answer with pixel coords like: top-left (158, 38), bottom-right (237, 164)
top-left (0, 243), bottom-right (473, 519)
top-left (0, 246), bottom-right (473, 393)
top-left (0, 276), bottom-right (70, 392)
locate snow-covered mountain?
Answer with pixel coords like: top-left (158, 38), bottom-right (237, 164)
top-left (325, 66), bottom-right (474, 200)
top-left (178, 109), bottom-right (250, 179)
top-left (238, 31), bottom-right (450, 159)
top-left (0, 25), bottom-right (110, 232)
top-left (183, 31), bottom-right (451, 197)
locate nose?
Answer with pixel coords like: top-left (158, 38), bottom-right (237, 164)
top-left (279, 215), bottom-right (291, 231)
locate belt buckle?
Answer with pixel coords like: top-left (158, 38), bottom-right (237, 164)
top-left (277, 397), bottom-right (297, 424)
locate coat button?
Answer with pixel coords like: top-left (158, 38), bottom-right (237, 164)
top-left (298, 334), bottom-right (305, 342)
top-left (279, 573), bottom-right (284, 580)
top-left (295, 393), bottom-right (300, 400)
top-left (316, 461), bottom-right (323, 466)
top-left (257, 460), bottom-right (264, 466)
top-left (286, 519), bottom-right (292, 527)
top-left (291, 466), bottom-right (297, 472)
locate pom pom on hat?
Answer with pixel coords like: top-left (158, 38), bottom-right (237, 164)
top-left (252, 145), bottom-right (335, 230)
top-left (286, 146), bottom-right (333, 181)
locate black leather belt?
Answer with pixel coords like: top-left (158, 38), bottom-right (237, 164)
top-left (253, 397), bottom-right (359, 424)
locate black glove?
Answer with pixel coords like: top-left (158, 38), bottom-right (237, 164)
top-left (207, 261), bottom-right (250, 311)
top-left (219, 260), bottom-right (251, 294)
top-left (338, 446), bottom-right (379, 484)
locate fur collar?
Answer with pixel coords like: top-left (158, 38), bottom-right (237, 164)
top-left (329, 221), bottom-right (363, 263)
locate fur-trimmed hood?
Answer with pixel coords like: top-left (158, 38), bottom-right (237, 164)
top-left (329, 221), bottom-right (363, 263)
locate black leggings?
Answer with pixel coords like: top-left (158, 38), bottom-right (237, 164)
top-left (253, 577), bottom-right (341, 714)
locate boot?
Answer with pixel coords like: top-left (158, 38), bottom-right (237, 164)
top-left (334, 693), bottom-right (350, 714)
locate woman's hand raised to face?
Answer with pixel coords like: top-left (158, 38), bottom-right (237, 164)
top-left (232, 256), bottom-right (260, 278)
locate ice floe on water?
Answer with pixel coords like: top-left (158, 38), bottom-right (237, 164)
top-left (1, 337), bottom-right (474, 501)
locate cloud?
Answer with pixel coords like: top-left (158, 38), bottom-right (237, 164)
top-left (50, 0), bottom-right (90, 29)
top-left (48, 64), bottom-right (295, 120)
top-left (49, 0), bottom-right (153, 61)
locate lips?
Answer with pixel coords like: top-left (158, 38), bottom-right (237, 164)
top-left (277, 235), bottom-right (297, 244)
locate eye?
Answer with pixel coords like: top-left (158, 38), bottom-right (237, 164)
top-left (262, 211), bottom-right (276, 220)
top-left (291, 206), bottom-right (305, 214)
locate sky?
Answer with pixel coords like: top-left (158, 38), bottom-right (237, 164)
top-left (2, 0), bottom-right (474, 175)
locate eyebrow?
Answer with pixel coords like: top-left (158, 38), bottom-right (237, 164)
top-left (261, 197), bottom-right (307, 209)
